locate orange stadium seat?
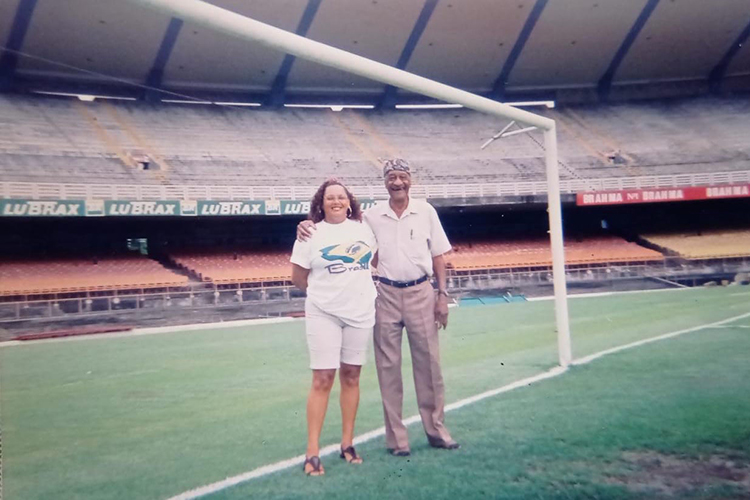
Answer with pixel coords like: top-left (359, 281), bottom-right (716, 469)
top-left (641, 230), bottom-right (750, 260)
top-left (0, 256), bottom-right (189, 296)
top-left (447, 236), bottom-right (663, 271)
top-left (171, 251), bottom-right (292, 284)
top-left (171, 237), bottom-right (664, 282)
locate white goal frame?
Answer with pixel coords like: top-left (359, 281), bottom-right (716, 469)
top-left (129, 0), bottom-right (572, 367)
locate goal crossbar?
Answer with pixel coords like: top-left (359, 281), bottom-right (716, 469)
top-left (128, 0), bottom-right (572, 366)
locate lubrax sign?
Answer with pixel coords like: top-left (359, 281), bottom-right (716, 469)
top-left (576, 184), bottom-right (750, 206)
top-left (1, 200), bottom-right (85, 216)
top-left (105, 201), bottom-right (180, 216)
top-left (193, 201), bottom-right (265, 216)
top-left (0, 198), bottom-right (380, 217)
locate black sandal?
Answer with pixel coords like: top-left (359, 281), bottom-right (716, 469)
top-left (340, 445), bottom-right (363, 464)
top-left (303, 455), bottom-right (324, 476)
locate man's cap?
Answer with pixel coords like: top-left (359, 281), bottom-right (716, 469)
top-left (382, 158), bottom-right (411, 177)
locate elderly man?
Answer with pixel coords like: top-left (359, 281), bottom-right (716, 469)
top-left (299, 159), bottom-right (459, 456)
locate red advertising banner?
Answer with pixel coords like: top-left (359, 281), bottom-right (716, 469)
top-left (576, 184), bottom-right (750, 206)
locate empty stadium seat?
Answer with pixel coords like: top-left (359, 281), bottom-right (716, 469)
top-left (448, 236), bottom-right (663, 270)
top-left (169, 236), bottom-right (663, 284)
top-left (170, 251), bottom-right (292, 284)
top-left (0, 256), bottom-right (188, 296)
top-left (1, 94), bottom-right (749, 188)
top-left (641, 230), bottom-right (750, 260)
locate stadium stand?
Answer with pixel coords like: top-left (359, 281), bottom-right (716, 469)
top-left (1, 94), bottom-right (749, 188)
top-left (641, 230), bottom-right (750, 260)
top-left (0, 96), bottom-right (160, 185)
top-left (0, 256), bottom-right (188, 296)
top-left (171, 251), bottom-right (291, 284)
top-left (170, 236), bottom-right (663, 284)
top-left (554, 98), bottom-right (750, 179)
top-left (448, 236), bottom-right (664, 271)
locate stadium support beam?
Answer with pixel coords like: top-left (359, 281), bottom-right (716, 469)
top-left (129, 1), bottom-right (554, 128)
top-left (490, 0), bottom-right (548, 101)
top-left (379, 0), bottom-right (439, 109)
top-left (598, 0), bottom-right (660, 100)
top-left (127, 0), bottom-right (572, 366)
top-left (144, 17), bottom-right (183, 102)
top-left (708, 18), bottom-right (750, 94)
top-left (0, 0), bottom-right (39, 91)
top-left (266, 0), bottom-right (322, 108)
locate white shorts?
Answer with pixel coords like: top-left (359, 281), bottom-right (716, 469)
top-left (305, 300), bottom-right (371, 370)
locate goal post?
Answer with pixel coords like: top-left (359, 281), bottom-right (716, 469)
top-left (129, 0), bottom-right (572, 367)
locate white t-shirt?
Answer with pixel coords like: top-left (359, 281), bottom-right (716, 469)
top-left (290, 219), bottom-right (377, 328)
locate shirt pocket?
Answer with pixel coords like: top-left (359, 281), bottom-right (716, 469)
top-left (406, 224), bottom-right (431, 258)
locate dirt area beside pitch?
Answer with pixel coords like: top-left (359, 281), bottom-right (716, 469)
top-left (606, 450), bottom-right (750, 497)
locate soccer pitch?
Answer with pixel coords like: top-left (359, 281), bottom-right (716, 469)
top-left (2, 287), bottom-right (749, 499)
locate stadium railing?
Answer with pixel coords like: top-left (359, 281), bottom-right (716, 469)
top-left (2, 169), bottom-right (749, 201)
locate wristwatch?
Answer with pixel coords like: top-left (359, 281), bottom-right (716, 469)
top-left (437, 290), bottom-right (450, 297)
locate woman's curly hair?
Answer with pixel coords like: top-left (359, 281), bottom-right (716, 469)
top-left (308, 179), bottom-right (362, 223)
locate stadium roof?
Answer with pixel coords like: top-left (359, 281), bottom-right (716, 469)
top-left (1, 0), bottom-right (749, 106)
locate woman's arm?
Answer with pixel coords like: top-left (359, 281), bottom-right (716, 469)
top-left (291, 264), bottom-right (310, 292)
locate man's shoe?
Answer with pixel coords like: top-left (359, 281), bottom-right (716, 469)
top-left (387, 448), bottom-right (411, 457)
top-left (428, 438), bottom-right (461, 450)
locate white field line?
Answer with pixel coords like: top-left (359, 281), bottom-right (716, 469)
top-left (166, 366), bottom-right (568, 500)
top-left (648, 276), bottom-right (689, 288)
top-left (572, 311), bottom-right (750, 366)
top-left (526, 286), bottom-right (697, 302)
top-left (166, 309), bottom-right (750, 500)
top-left (0, 316), bottom-right (297, 348)
top-left (133, 316), bottom-right (296, 335)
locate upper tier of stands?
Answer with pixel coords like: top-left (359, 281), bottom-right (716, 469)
top-left (0, 256), bottom-right (188, 296)
top-left (641, 230), bottom-right (750, 260)
top-left (1, 94), bottom-right (749, 188)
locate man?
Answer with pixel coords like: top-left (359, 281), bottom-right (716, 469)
top-left (298, 159), bottom-right (459, 456)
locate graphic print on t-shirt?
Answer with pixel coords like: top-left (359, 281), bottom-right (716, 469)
top-left (319, 241), bottom-right (372, 274)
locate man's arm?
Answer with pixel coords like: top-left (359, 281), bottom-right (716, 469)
top-left (291, 264), bottom-right (310, 292)
top-left (426, 202), bottom-right (451, 330)
top-left (297, 220), bottom-right (317, 241)
top-left (433, 253), bottom-right (449, 329)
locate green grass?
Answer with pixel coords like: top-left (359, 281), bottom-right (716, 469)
top-left (1, 287), bottom-right (749, 499)
top-left (234, 313), bottom-right (750, 500)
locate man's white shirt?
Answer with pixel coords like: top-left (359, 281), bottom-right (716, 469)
top-left (291, 219), bottom-right (377, 327)
top-left (364, 198), bottom-right (451, 282)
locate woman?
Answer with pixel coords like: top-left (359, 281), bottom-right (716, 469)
top-left (291, 179), bottom-right (377, 476)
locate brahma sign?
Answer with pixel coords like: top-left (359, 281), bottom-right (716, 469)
top-left (577, 184), bottom-right (750, 206)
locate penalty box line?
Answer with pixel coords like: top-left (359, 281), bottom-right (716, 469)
top-left (167, 310), bottom-right (750, 500)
